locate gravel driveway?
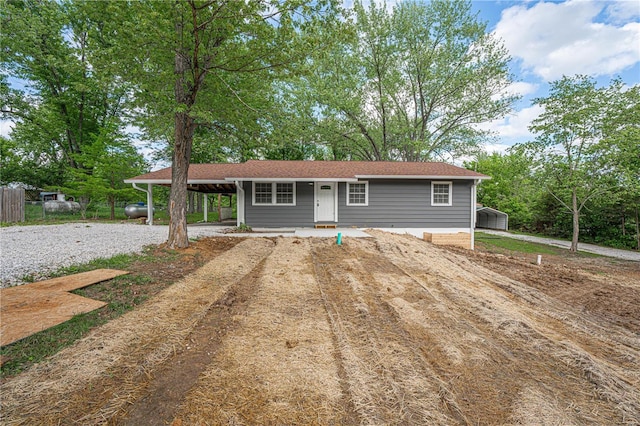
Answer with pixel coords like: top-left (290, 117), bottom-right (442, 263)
top-left (0, 223), bottom-right (232, 287)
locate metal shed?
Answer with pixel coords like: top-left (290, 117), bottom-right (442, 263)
top-left (476, 206), bottom-right (508, 231)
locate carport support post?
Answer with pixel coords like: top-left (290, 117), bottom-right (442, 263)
top-left (235, 180), bottom-right (245, 226)
top-left (203, 193), bottom-right (208, 223)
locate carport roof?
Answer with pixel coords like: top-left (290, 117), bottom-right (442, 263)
top-left (476, 206), bottom-right (508, 215)
top-left (125, 163), bottom-right (247, 183)
top-left (125, 160), bottom-right (489, 187)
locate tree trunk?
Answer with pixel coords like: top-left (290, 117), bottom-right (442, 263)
top-left (167, 12), bottom-right (195, 249)
top-left (167, 111), bottom-right (194, 249)
top-left (570, 189), bottom-right (579, 252)
top-left (636, 206), bottom-right (640, 251)
top-left (109, 197), bottom-right (115, 220)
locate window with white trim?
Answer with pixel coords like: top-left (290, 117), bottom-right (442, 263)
top-left (276, 183), bottom-right (294, 204)
top-left (254, 182), bottom-right (273, 204)
top-left (253, 182), bottom-right (296, 205)
top-left (347, 182), bottom-right (368, 206)
top-left (431, 181), bottom-right (452, 206)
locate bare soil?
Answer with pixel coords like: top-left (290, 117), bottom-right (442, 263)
top-left (1, 232), bottom-right (638, 425)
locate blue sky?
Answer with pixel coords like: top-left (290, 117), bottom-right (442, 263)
top-left (2, 0), bottom-right (639, 158)
top-left (467, 0), bottom-right (640, 152)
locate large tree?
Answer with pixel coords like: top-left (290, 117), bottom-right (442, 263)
top-left (597, 85), bottom-right (640, 250)
top-left (99, 0), bottom-right (336, 248)
top-left (1, 0), bottom-right (147, 222)
top-left (290, 0), bottom-right (516, 161)
top-left (526, 76), bottom-right (634, 252)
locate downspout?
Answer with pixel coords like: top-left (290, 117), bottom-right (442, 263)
top-left (235, 180), bottom-right (245, 227)
top-left (132, 183), bottom-right (154, 225)
top-left (470, 180), bottom-right (478, 250)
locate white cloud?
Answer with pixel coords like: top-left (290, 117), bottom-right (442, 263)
top-left (495, 0), bottom-right (640, 81)
top-left (606, 0), bottom-right (640, 24)
top-left (0, 120), bottom-right (15, 137)
top-left (504, 81), bottom-right (538, 97)
top-left (483, 143), bottom-right (512, 155)
top-left (477, 104), bottom-right (544, 140)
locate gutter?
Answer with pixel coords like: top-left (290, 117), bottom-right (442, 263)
top-left (470, 179), bottom-right (478, 250)
top-left (131, 183), bottom-right (154, 225)
top-left (235, 180), bottom-right (245, 227)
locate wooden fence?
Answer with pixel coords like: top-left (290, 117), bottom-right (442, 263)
top-left (0, 187), bottom-right (25, 223)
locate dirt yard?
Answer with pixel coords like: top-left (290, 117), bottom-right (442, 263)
top-left (1, 231), bottom-right (639, 425)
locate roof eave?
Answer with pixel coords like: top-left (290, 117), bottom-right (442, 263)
top-left (224, 177), bottom-right (359, 182)
top-left (124, 179), bottom-right (230, 184)
top-left (354, 174), bottom-right (490, 180)
top-left (124, 179), bottom-right (171, 184)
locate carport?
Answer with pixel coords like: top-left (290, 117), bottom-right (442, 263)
top-left (476, 206), bottom-right (508, 231)
top-left (123, 164), bottom-right (244, 225)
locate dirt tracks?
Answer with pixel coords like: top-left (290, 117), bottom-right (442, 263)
top-left (1, 233), bottom-right (639, 425)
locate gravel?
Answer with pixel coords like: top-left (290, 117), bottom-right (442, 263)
top-left (0, 223), bottom-right (233, 288)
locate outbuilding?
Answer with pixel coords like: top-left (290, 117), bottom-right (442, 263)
top-left (476, 206), bottom-right (509, 231)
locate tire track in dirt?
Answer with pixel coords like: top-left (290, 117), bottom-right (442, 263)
top-left (367, 231), bottom-right (640, 425)
top-left (310, 238), bottom-right (457, 425)
top-left (171, 238), bottom-right (356, 425)
top-left (120, 258), bottom-right (268, 425)
top-left (0, 238), bottom-right (275, 425)
top-left (3, 232), bottom-right (639, 425)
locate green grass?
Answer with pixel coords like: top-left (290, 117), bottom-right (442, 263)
top-left (4, 202), bottom-right (233, 227)
top-left (0, 311), bottom-right (107, 377)
top-left (475, 232), bottom-right (566, 255)
top-left (475, 232), bottom-right (601, 258)
top-left (0, 246), bottom-right (182, 378)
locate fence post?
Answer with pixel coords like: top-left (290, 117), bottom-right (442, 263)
top-left (0, 187), bottom-right (25, 223)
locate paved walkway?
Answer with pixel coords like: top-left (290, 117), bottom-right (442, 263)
top-left (189, 226), bottom-right (372, 238)
top-left (479, 230), bottom-right (640, 262)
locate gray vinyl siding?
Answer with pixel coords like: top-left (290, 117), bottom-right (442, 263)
top-left (243, 181), bottom-right (315, 227)
top-left (243, 179), bottom-right (472, 228)
top-left (338, 180), bottom-right (471, 228)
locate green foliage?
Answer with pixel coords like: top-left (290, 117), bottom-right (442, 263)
top-left (286, 0), bottom-right (516, 161)
top-left (465, 149), bottom-right (538, 229)
top-left (86, 0), bottom-right (341, 247)
top-left (468, 79), bottom-right (638, 251)
top-left (522, 76), bottom-right (635, 251)
top-left (236, 223), bottom-right (253, 232)
top-left (1, 0), bottom-right (146, 209)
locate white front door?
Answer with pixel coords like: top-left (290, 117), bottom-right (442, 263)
top-left (316, 182), bottom-right (336, 222)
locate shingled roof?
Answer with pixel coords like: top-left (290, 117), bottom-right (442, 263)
top-left (125, 160), bottom-right (488, 184)
top-left (124, 163), bottom-right (247, 183)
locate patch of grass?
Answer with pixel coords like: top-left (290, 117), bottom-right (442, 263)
top-left (237, 223), bottom-right (253, 232)
top-left (0, 246), bottom-right (182, 379)
top-left (55, 253), bottom-right (136, 276)
top-left (475, 232), bottom-right (563, 255)
top-left (0, 311), bottom-right (106, 377)
top-left (475, 232), bottom-right (602, 258)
